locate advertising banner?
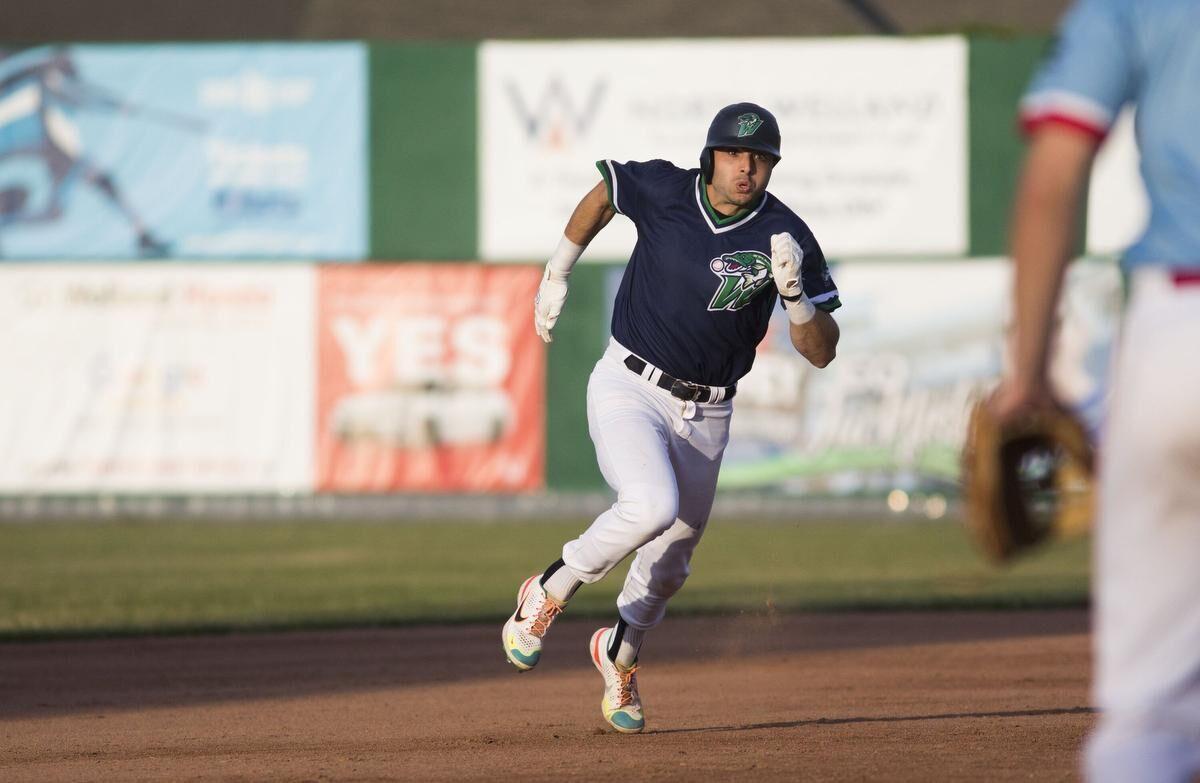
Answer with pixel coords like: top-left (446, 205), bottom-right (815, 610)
top-left (0, 264), bottom-right (315, 491)
top-left (480, 38), bottom-right (966, 261)
top-left (0, 44), bottom-right (366, 260)
top-left (316, 264), bottom-right (544, 493)
top-left (1086, 108), bottom-right (1148, 257)
top-left (712, 259), bottom-right (1122, 495)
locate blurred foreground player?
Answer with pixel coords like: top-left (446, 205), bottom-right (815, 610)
top-left (991, 1), bottom-right (1200, 779)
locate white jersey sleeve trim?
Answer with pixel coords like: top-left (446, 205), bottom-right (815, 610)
top-left (809, 290), bottom-right (839, 305)
top-left (1019, 89), bottom-right (1114, 133)
top-left (604, 159), bottom-right (623, 216)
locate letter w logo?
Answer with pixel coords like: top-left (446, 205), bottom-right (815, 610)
top-left (504, 78), bottom-right (607, 148)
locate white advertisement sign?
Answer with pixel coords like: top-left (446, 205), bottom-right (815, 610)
top-left (1086, 108), bottom-right (1149, 256)
top-left (480, 38), bottom-right (967, 261)
top-left (719, 259), bottom-right (1121, 495)
top-left (0, 265), bottom-right (315, 492)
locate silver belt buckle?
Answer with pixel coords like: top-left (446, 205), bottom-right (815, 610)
top-left (670, 379), bottom-right (703, 402)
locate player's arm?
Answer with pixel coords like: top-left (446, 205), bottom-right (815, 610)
top-left (565, 181), bottom-right (616, 246)
top-left (534, 181), bottom-right (616, 343)
top-left (992, 125), bottom-right (1100, 418)
top-left (769, 233), bottom-right (839, 368)
top-left (788, 309), bottom-right (838, 368)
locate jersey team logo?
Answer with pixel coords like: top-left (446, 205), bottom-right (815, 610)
top-left (708, 251), bottom-right (773, 311)
top-left (736, 113), bottom-right (763, 137)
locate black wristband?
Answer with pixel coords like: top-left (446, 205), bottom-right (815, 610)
top-left (780, 292), bottom-right (805, 302)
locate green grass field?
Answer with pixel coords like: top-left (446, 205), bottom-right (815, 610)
top-left (0, 517), bottom-right (1090, 640)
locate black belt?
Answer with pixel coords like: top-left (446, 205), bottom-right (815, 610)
top-left (622, 355), bottom-right (736, 403)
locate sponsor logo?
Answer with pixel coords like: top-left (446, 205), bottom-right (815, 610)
top-left (212, 188), bottom-right (300, 218)
top-left (708, 250), bottom-right (773, 311)
top-left (504, 77), bottom-right (606, 149)
top-left (205, 139), bottom-right (309, 189)
top-left (199, 70), bottom-right (315, 114)
top-left (736, 112), bottom-right (763, 137)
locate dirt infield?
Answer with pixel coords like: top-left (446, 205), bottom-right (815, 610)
top-left (1, 610), bottom-right (1092, 781)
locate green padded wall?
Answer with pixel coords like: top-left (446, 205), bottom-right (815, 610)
top-left (370, 43), bottom-right (477, 260)
top-left (545, 263), bottom-right (612, 491)
top-left (967, 36), bottom-right (1052, 257)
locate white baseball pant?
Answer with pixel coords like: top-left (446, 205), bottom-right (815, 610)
top-left (561, 338), bottom-right (732, 630)
top-left (1086, 268), bottom-right (1200, 782)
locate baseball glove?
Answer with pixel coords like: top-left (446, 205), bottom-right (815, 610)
top-left (961, 399), bottom-right (1096, 563)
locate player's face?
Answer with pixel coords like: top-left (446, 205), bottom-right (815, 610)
top-left (708, 147), bottom-right (775, 213)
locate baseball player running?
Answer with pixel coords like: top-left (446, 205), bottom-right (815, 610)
top-left (502, 102), bottom-right (841, 733)
top-left (991, 0), bottom-right (1200, 779)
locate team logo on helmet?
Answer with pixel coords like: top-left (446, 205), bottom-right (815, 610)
top-left (708, 250), bottom-right (773, 311)
top-left (735, 113), bottom-right (763, 138)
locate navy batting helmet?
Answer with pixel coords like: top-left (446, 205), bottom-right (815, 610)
top-left (699, 102), bottom-right (782, 184)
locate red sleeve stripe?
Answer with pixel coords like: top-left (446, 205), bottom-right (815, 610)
top-left (1171, 270), bottom-right (1200, 287)
top-left (1017, 90), bottom-right (1113, 141)
top-left (1019, 112), bottom-right (1109, 142)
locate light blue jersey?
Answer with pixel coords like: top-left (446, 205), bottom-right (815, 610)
top-left (1020, 0), bottom-right (1200, 268)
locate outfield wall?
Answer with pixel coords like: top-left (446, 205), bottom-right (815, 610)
top-left (0, 258), bottom-right (1121, 498)
top-left (1, 37), bottom-right (1148, 263)
top-left (0, 36), bottom-right (1137, 499)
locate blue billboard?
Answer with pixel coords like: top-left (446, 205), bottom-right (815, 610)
top-left (0, 44), bottom-right (366, 260)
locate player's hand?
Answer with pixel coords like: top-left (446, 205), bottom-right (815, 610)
top-left (534, 264), bottom-right (570, 343)
top-left (769, 233), bottom-right (804, 300)
top-left (988, 374), bottom-right (1057, 427)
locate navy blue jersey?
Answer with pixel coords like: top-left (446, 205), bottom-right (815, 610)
top-left (598, 158), bottom-right (840, 387)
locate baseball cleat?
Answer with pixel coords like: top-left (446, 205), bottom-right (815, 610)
top-left (502, 574), bottom-right (565, 671)
top-left (590, 627), bottom-right (645, 733)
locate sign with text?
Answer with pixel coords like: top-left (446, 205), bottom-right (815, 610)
top-left (716, 259), bottom-right (1121, 495)
top-left (316, 264), bottom-right (544, 492)
top-left (480, 38), bottom-right (967, 261)
top-left (0, 264), bottom-right (315, 491)
top-left (0, 44), bottom-right (366, 260)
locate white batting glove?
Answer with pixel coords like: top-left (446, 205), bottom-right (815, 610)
top-left (769, 232), bottom-right (804, 296)
top-left (534, 265), bottom-right (570, 343)
top-left (770, 232), bottom-right (816, 325)
top-left (534, 235), bottom-right (585, 343)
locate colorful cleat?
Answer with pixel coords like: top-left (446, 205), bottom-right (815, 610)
top-left (590, 627), bottom-right (645, 733)
top-left (502, 574), bottom-right (565, 671)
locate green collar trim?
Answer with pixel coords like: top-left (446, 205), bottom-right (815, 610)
top-left (700, 181), bottom-right (757, 226)
top-left (694, 176), bottom-right (767, 234)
